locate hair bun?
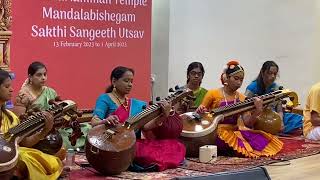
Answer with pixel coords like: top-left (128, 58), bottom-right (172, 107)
top-left (227, 60), bottom-right (239, 66)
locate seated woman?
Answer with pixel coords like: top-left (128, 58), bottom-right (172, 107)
top-left (91, 66), bottom-right (185, 171)
top-left (13, 61), bottom-right (57, 114)
top-left (245, 61), bottom-right (303, 134)
top-left (13, 61), bottom-right (90, 150)
top-left (179, 62), bottom-right (207, 112)
top-left (198, 60), bottom-right (283, 158)
top-left (0, 69), bottom-right (62, 180)
top-left (303, 82), bottom-right (320, 140)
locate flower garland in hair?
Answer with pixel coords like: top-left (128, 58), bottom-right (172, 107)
top-left (221, 60), bottom-right (241, 85)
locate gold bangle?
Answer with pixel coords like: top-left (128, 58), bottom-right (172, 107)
top-left (169, 110), bottom-right (175, 116)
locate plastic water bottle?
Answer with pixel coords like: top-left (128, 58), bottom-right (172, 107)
top-left (66, 149), bottom-right (75, 167)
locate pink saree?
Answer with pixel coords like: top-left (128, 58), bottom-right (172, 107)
top-left (111, 99), bottom-right (185, 171)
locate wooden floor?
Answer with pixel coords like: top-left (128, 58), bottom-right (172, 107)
top-left (265, 154), bottom-right (320, 179)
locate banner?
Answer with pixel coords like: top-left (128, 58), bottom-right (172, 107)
top-left (11, 0), bottom-right (151, 108)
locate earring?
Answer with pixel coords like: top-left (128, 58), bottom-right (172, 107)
top-left (221, 73), bottom-right (228, 86)
top-left (112, 86), bottom-right (116, 92)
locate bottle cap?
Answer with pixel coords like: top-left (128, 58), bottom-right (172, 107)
top-left (67, 148), bottom-right (75, 153)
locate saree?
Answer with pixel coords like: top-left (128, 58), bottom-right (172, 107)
top-left (16, 86), bottom-right (57, 111)
top-left (93, 94), bottom-right (185, 171)
top-left (193, 87), bottom-right (208, 107)
top-left (0, 110), bottom-right (62, 180)
top-left (202, 89), bottom-right (283, 158)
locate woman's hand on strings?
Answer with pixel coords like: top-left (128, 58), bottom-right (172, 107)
top-left (253, 97), bottom-right (263, 113)
top-left (159, 100), bottom-right (172, 118)
top-left (196, 105), bottom-right (208, 114)
top-left (103, 115), bottom-right (119, 126)
top-left (41, 111), bottom-right (54, 135)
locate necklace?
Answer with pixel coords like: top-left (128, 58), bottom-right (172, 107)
top-left (112, 92), bottom-right (129, 111)
top-left (222, 88), bottom-right (237, 106)
top-left (28, 85), bottom-right (44, 99)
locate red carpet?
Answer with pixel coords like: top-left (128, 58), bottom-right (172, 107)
top-left (183, 136), bottom-right (320, 173)
top-left (67, 136), bottom-right (320, 179)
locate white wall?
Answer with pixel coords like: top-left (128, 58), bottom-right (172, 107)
top-left (168, 0), bottom-right (320, 107)
top-left (151, 0), bottom-right (170, 101)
